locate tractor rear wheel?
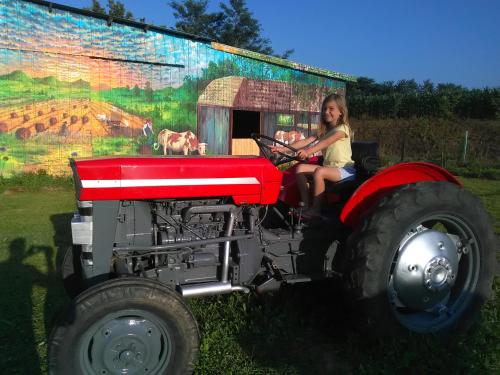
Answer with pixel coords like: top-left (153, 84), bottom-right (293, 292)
top-left (48, 277), bottom-right (199, 375)
top-left (344, 182), bottom-right (496, 335)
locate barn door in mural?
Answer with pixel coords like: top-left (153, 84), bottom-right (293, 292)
top-left (231, 109), bottom-right (260, 156)
top-left (198, 106), bottom-right (229, 155)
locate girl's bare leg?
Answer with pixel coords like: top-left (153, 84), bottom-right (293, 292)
top-left (309, 167), bottom-right (342, 213)
top-left (295, 163), bottom-right (320, 207)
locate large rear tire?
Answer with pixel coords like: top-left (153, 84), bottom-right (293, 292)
top-left (344, 182), bottom-right (496, 335)
top-left (48, 277), bottom-right (199, 374)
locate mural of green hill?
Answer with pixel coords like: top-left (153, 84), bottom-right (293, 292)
top-left (34, 76), bottom-right (59, 85)
top-left (0, 70), bottom-right (32, 82)
top-left (71, 79), bottom-right (90, 89)
top-left (0, 70), bottom-right (90, 89)
top-left (0, 70), bottom-right (90, 105)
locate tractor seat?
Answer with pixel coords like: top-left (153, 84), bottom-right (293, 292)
top-left (325, 141), bottom-right (380, 198)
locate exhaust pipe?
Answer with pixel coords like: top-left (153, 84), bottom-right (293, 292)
top-left (180, 282), bottom-right (249, 297)
top-left (180, 204), bottom-right (250, 297)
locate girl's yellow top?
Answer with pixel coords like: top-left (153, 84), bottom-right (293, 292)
top-left (321, 123), bottom-right (354, 168)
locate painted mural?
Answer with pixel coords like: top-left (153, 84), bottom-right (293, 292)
top-left (0, 0), bottom-right (352, 177)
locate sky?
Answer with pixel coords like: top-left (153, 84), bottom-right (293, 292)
top-left (52, 0), bottom-right (500, 88)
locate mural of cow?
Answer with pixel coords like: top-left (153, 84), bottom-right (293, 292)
top-left (157, 129), bottom-right (207, 155)
top-left (274, 130), bottom-right (305, 145)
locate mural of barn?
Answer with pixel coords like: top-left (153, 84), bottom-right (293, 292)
top-left (197, 75), bottom-right (335, 155)
top-left (0, 0), bottom-right (355, 177)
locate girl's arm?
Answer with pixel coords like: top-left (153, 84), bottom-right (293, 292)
top-left (270, 135), bottom-right (316, 153)
top-left (297, 130), bottom-right (347, 159)
top-left (289, 135), bottom-right (316, 149)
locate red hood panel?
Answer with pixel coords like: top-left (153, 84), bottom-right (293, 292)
top-left (71, 156), bottom-right (282, 204)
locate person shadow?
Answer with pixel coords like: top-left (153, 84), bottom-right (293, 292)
top-left (0, 213), bottom-right (72, 374)
top-left (0, 238), bottom-right (50, 374)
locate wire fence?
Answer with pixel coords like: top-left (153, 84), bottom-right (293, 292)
top-left (351, 118), bottom-right (500, 170)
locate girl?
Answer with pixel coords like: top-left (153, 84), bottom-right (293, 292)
top-left (271, 93), bottom-right (354, 218)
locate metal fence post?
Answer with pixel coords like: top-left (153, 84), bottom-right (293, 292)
top-left (461, 130), bottom-right (468, 164)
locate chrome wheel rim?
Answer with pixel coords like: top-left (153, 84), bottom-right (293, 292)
top-left (387, 214), bottom-right (480, 333)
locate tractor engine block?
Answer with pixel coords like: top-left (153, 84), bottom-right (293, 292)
top-left (152, 199), bottom-right (226, 245)
top-left (114, 198), bottom-right (230, 286)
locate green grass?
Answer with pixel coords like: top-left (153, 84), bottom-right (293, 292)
top-left (461, 177), bottom-right (500, 234)
top-left (0, 178), bottom-right (498, 374)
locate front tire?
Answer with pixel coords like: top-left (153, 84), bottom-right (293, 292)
top-left (48, 277), bottom-right (199, 374)
top-left (344, 182), bottom-right (496, 335)
top-left (61, 245), bottom-right (84, 298)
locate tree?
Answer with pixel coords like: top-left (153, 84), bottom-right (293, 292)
top-left (107, 0), bottom-right (134, 20)
top-left (84, 0), bottom-right (134, 20)
top-left (144, 81), bottom-right (154, 102)
top-left (85, 0), bottom-right (106, 14)
top-left (170, 0), bottom-right (221, 39)
top-left (132, 84), bottom-right (141, 97)
top-left (217, 0), bottom-right (273, 55)
top-left (169, 0), bottom-right (293, 58)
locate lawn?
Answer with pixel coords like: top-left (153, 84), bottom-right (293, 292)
top-left (0, 177), bottom-right (498, 374)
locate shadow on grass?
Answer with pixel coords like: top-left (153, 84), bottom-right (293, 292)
top-left (231, 279), bottom-right (499, 374)
top-left (0, 211), bottom-right (73, 373)
top-left (0, 213), bottom-right (73, 374)
top-left (0, 238), bottom-right (51, 374)
top-left (235, 281), bottom-right (354, 374)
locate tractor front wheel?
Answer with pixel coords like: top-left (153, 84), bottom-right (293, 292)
top-left (344, 182), bottom-right (496, 335)
top-left (61, 245), bottom-right (84, 298)
top-left (48, 277), bottom-right (199, 375)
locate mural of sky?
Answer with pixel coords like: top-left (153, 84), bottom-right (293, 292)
top-left (0, 0), bottom-right (220, 89)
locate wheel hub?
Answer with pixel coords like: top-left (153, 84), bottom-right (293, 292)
top-left (424, 256), bottom-right (454, 291)
top-left (116, 343), bottom-right (143, 368)
top-left (392, 229), bottom-right (460, 310)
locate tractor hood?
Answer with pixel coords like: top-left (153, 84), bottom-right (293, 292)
top-left (70, 156), bottom-right (282, 205)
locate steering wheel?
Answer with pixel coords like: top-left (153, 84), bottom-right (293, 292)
top-left (251, 133), bottom-right (299, 166)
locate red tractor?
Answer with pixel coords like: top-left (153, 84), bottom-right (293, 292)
top-left (49, 134), bottom-right (496, 374)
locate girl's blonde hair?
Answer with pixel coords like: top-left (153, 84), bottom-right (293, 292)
top-left (318, 93), bottom-right (350, 138)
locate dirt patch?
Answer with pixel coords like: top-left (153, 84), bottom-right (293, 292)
top-left (2, 187), bottom-right (28, 194)
top-left (1, 185), bottom-right (70, 195)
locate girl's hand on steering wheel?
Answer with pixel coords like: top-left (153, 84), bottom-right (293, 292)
top-left (297, 149), bottom-right (310, 160)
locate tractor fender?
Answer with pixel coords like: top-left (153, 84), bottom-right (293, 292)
top-left (340, 162), bottom-right (461, 228)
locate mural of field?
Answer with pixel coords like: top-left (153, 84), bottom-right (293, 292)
top-left (0, 0), bottom-right (347, 177)
top-left (0, 98), bottom-right (146, 138)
